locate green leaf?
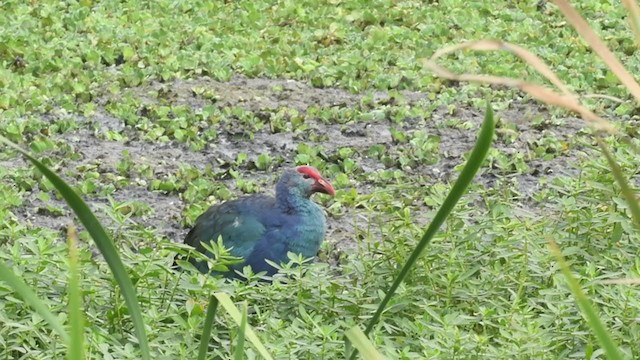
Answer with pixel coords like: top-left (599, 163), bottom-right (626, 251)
top-left (548, 239), bottom-right (624, 360)
top-left (67, 226), bottom-right (84, 360)
top-left (345, 326), bottom-right (385, 360)
top-left (0, 136), bottom-right (151, 360)
top-left (233, 302), bottom-right (248, 360)
top-left (122, 46), bottom-right (136, 61)
top-left (0, 260), bottom-right (69, 343)
top-left (197, 295), bottom-right (219, 360)
top-left (215, 293), bottom-right (274, 360)
top-left (597, 138), bottom-right (640, 231)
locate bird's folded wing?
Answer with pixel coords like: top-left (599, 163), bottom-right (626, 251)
top-left (184, 202), bottom-right (267, 259)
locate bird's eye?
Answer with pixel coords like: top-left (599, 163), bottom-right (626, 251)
top-left (302, 174), bottom-right (311, 179)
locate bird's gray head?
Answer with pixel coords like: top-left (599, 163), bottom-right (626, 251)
top-left (277, 166), bottom-right (336, 199)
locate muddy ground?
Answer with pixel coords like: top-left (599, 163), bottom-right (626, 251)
top-left (9, 75), bottom-right (589, 251)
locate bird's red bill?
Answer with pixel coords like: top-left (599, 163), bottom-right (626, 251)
top-left (297, 166), bottom-right (336, 196)
top-left (313, 178), bottom-right (336, 196)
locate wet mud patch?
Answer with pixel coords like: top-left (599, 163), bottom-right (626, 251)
top-left (8, 75), bottom-right (594, 252)
top-left (430, 103), bottom-right (587, 193)
top-left (105, 75), bottom-right (363, 113)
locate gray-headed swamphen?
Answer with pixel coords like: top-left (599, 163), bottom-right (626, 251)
top-left (181, 166), bottom-right (335, 279)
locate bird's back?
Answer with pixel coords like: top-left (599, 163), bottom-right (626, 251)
top-left (184, 194), bottom-right (326, 277)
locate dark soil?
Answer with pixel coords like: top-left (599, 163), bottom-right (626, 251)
top-left (9, 75), bottom-right (591, 251)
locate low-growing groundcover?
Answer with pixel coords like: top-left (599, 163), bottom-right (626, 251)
top-left (1, 0), bottom-right (640, 359)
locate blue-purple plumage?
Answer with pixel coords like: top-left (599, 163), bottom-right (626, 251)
top-left (182, 166), bottom-right (335, 278)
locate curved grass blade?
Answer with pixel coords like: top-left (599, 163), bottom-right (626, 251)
top-left (552, 0), bottom-right (640, 102)
top-left (233, 303), bottom-right (247, 360)
top-left (0, 136), bottom-right (150, 360)
top-left (67, 225), bottom-right (84, 360)
top-left (215, 293), bottom-right (274, 360)
top-left (621, 0), bottom-right (640, 47)
top-left (349, 103), bottom-right (495, 359)
top-left (596, 138), bottom-right (640, 231)
top-left (0, 260), bottom-right (70, 343)
top-left (548, 239), bottom-right (623, 360)
top-left (197, 295), bottom-right (219, 360)
top-left (423, 39), bottom-right (616, 133)
top-left (345, 326), bottom-right (384, 360)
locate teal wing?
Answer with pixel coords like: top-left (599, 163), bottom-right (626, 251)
top-left (184, 197), bottom-right (270, 272)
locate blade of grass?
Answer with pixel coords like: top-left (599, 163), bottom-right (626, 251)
top-left (349, 103), bottom-right (495, 359)
top-left (430, 40), bottom-right (572, 95)
top-left (197, 295), bottom-right (220, 360)
top-left (0, 260), bottom-right (70, 343)
top-left (233, 302), bottom-right (248, 360)
top-left (596, 137), bottom-right (640, 230)
top-left (552, 0), bottom-right (640, 102)
top-left (67, 225), bottom-right (84, 360)
top-left (621, 0), bottom-right (640, 47)
top-left (345, 326), bottom-right (385, 360)
top-left (215, 293), bottom-right (274, 360)
top-left (548, 239), bottom-right (624, 359)
top-left (423, 40), bottom-right (615, 133)
top-left (599, 278), bottom-right (640, 285)
top-left (344, 334), bottom-right (353, 360)
top-left (0, 136), bottom-right (150, 360)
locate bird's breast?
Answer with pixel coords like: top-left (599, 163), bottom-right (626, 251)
top-left (287, 207), bottom-right (327, 257)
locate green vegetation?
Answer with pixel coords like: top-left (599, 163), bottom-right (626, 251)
top-left (1, 0), bottom-right (639, 359)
